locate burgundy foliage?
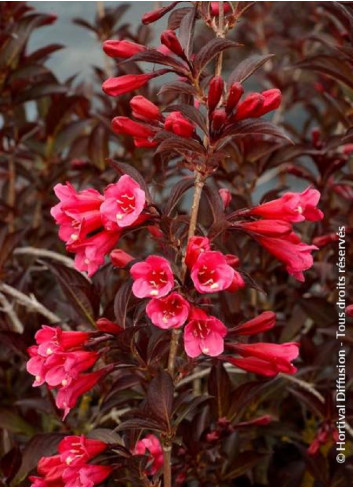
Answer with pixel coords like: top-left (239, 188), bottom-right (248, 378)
top-left (0, 1), bottom-right (352, 487)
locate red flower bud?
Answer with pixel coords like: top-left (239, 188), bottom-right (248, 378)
top-left (239, 219), bottom-right (292, 237)
top-left (233, 93), bottom-right (264, 121)
top-left (112, 117), bottom-right (154, 139)
top-left (133, 138), bottom-right (158, 148)
top-left (161, 29), bottom-right (184, 57)
top-left (96, 317), bottom-right (123, 334)
top-left (210, 1), bottom-right (232, 16)
top-left (211, 108), bottom-right (227, 131)
top-left (103, 40), bottom-right (145, 58)
top-left (110, 249), bottom-right (134, 267)
top-left (226, 82), bottom-right (243, 113)
top-left (102, 73), bottom-right (158, 97)
top-left (130, 95), bottom-right (161, 120)
top-left (312, 233), bottom-right (339, 248)
top-left (232, 311), bottom-right (276, 336)
top-left (346, 305), bottom-right (353, 317)
top-left (208, 76), bottom-right (224, 112)
top-left (255, 88), bottom-right (282, 116)
top-left (225, 254), bottom-right (240, 267)
top-left (164, 111), bottom-right (194, 138)
top-left (142, 2), bottom-right (179, 24)
top-left (218, 188), bottom-right (231, 209)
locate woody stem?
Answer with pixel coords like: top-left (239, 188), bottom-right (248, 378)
top-left (162, 444), bottom-right (172, 487)
top-left (167, 171), bottom-right (205, 378)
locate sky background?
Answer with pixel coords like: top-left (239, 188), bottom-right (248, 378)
top-left (29, 2), bottom-right (166, 81)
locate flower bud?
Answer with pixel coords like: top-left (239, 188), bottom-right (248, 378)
top-left (210, 1), bottom-right (232, 16)
top-left (312, 233), bottom-right (338, 248)
top-left (211, 108), bottom-right (227, 131)
top-left (208, 76), bottom-right (224, 112)
top-left (130, 95), bottom-right (161, 120)
top-left (103, 40), bottom-right (145, 58)
top-left (161, 29), bottom-right (184, 57)
top-left (233, 93), bottom-right (264, 121)
top-left (102, 73), bottom-right (157, 97)
top-left (164, 111), bottom-right (194, 138)
top-left (346, 305), bottom-right (353, 317)
top-left (96, 317), bottom-right (123, 334)
top-left (233, 311), bottom-right (276, 336)
top-left (218, 188), bottom-right (231, 209)
top-left (110, 249), bottom-right (135, 267)
top-left (112, 117), bottom-right (154, 138)
top-left (142, 2), bottom-right (178, 24)
top-left (255, 88), bottom-right (282, 116)
top-left (226, 82), bottom-right (243, 113)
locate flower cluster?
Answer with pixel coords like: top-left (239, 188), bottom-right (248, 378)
top-left (29, 435), bottom-right (111, 487)
top-left (26, 326), bottom-right (106, 419)
top-left (51, 175), bottom-right (146, 276)
top-left (235, 187), bottom-right (324, 281)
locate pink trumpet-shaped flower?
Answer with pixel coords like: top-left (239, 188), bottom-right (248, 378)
top-left (184, 308), bottom-right (227, 358)
top-left (130, 95), bottom-right (161, 120)
top-left (68, 230), bottom-right (121, 277)
top-left (56, 370), bottom-right (107, 419)
top-left (100, 175), bottom-right (146, 229)
top-left (134, 434), bottom-right (163, 475)
top-left (58, 435), bottom-right (107, 466)
top-left (256, 232), bottom-right (318, 282)
top-left (30, 435), bottom-right (112, 487)
top-left (225, 341), bottom-right (299, 376)
top-left (250, 187), bottom-right (324, 222)
top-left (111, 117), bottom-right (155, 139)
top-left (185, 236), bottom-right (211, 269)
top-left (51, 183), bottom-right (103, 245)
top-left (130, 255), bottom-right (174, 298)
top-left (110, 248), bottom-right (135, 267)
top-left (146, 292), bottom-right (190, 329)
top-left (239, 219), bottom-right (292, 237)
top-left (191, 251), bottom-right (236, 293)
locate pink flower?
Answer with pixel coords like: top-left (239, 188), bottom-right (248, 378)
top-left (30, 435), bottom-right (112, 487)
top-left (184, 308), bottom-right (227, 358)
top-left (56, 370), bottom-right (107, 419)
top-left (58, 435), bottom-right (107, 466)
top-left (234, 93), bottom-right (264, 121)
top-left (63, 464), bottom-right (112, 487)
top-left (51, 183), bottom-right (103, 245)
top-left (250, 187), bottom-right (324, 223)
top-left (190, 251), bottom-right (236, 293)
top-left (256, 232), bottom-right (318, 282)
top-left (103, 39), bottom-right (145, 58)
top-left (68, 230), bottom-right (121, 276)
top-left (100, 175), bottom-right (146, 229)
top-left (185, 236), bottom-right (211, 269)
top-left (164, 111), bottom-right (194, 138)
top-left (26, 326), bottom-right (93, 387)
top-left (225, 342), bottom-right (299, 376)
top-left (134, 434), bottom-right (163, 475)
top-left (146, 292), bottom-right (190, 329)
top-left (130, 255), bottom-right (174, 298)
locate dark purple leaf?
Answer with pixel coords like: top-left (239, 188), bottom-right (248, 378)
top-left (228, 54), bottom-right (274, 85)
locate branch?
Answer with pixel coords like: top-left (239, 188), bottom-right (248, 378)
top-left (0, 292), bottom-right (24, 333)
top-left (14, 247), bottom-right (76, 269)
top-left (0, 282), bottom-right (63, 326)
